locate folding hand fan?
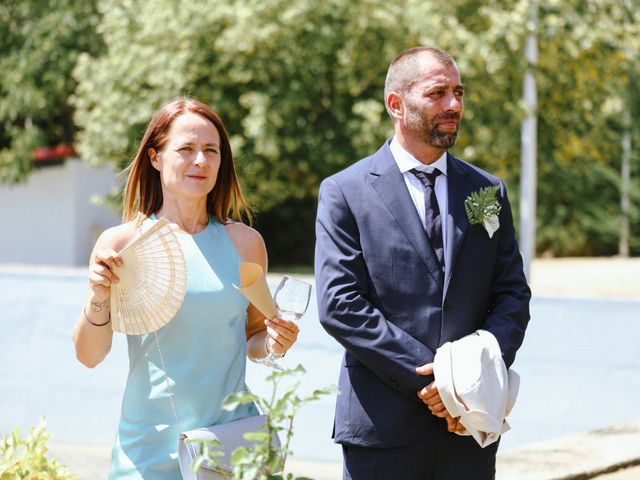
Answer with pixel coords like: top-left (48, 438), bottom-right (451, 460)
top-left (110, 217), bottom-right (188, 335)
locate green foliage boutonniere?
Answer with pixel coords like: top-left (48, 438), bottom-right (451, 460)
top-left (464, 185), bottom-right (502, 238)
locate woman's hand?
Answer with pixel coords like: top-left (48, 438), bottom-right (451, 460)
top-left (74, 224), bottom-right (134, 368)
top-left (264, 316), bottom-right (300, 357)
top-left (88, 249), bottom-right (123, 307)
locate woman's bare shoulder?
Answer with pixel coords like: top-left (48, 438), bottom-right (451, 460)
top-left (224, 222), bottom-right (267, 266)
top-left (224, 221), bottom-right (263, 241)
top-left (94, 221), bottom-right (138, 254)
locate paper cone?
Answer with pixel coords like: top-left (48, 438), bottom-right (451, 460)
top-left (233, 262), bottom-right (277, 319)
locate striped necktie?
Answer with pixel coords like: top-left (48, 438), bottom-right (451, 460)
top-left (411, 168), bottom-right (445, 271)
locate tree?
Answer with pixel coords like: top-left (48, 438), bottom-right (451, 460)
top-left (73, 0), bottom-right (414, 262)
top-left (533, 0), bottom-right (640, 255)
top-left (416, 0), bottom-right (640, 256)
top-left (72, 0), bottom-right (639, 261)
top-left (0, 0), bottom-right (103, 182)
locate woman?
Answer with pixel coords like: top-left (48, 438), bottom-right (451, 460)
top-left (72, 97), bottom-right (299, 479)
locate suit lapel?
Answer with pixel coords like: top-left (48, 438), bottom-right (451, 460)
top-left (370, 142), bottom-right (444, 290)
top-left (444, 153), bottom-right (475, 296)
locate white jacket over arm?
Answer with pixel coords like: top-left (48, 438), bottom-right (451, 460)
top-left (434, 329), bottom-right (520, 448)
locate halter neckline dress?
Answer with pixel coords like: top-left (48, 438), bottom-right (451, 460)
top-left (108, 215), bottom-right (258, 479)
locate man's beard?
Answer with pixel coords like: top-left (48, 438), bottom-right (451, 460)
top-left (406, 105), bottom-right (460, 149)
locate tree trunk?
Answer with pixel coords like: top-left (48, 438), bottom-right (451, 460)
top-left (618, 108), bottom-right (631, 257)
top-left (519, 0), bottom-right (538, 280)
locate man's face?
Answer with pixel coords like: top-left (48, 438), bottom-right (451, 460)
top-left (402, 57), bottom-right (464, 149)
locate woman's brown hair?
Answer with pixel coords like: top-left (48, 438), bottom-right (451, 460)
top-left (122, 97), bottom-right (252, 224)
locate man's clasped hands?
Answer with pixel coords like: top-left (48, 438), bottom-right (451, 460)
top-left (416, 363), bottom-right (467, 434)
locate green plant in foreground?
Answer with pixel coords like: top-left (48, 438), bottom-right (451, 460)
top-left (0, 417), bottom-right (76, 480)
top-left (192, 365), bottom-right (338, 480)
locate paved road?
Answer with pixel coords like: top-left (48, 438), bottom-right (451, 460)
top-left (1, 266), bottom-right (639, 476)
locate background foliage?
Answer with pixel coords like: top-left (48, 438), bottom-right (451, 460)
top-left (0, 417), bottom-right (75, 479)
top-left (2, 0), bottom-right (639, 261)
top-left (192, 365), bottom-right (337, 479)
top-left (0, 0), bottom-right (103, 182)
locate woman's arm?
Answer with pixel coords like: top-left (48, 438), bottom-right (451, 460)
top-left (72, 223), bottom-right (135, 368)
top-left (225, 223), bottom-right (299, 360)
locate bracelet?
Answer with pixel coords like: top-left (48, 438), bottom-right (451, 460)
top-left (264, 335), bottom-right (285, 359)
top-left (83, 307), bottom-right (111, 327)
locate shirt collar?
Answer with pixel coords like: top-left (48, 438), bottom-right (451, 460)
top-left (389, 137), bottom-right (448, 175)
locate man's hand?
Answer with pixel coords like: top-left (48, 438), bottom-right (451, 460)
top-left (416, 363), bottom-right (466, 434)
top-left (444, 412), bottom-right (467, 434)
top-left (416, 363), bottom-right (446, 417)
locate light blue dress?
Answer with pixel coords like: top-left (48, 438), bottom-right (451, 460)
top-left (109, 215), bottom-right (258, 479)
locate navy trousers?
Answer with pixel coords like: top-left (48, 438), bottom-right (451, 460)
top-left (342, 420), bottom-right (499, 480)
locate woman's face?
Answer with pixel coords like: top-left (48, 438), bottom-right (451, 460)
top-left (150, 112), bottom-right (221, 201)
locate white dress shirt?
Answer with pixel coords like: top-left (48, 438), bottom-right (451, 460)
top-left (389, 138), bottom-right (449, 257)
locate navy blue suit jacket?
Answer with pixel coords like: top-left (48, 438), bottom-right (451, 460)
top-left (314, 140), bottom-right (531, 448)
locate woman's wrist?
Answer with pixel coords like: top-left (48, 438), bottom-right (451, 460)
top-left (83, 307), bottom-right (111, 327)
top-left (87, 296), bottom-right (109, 313)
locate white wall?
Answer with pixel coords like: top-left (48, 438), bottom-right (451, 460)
top-left (0, 158), bottom-right (120, 266)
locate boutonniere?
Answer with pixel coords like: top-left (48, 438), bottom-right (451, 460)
top-left (464, 186), bottom-right (502, 238)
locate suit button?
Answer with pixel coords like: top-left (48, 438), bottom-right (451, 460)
top-left (387, 376), bottom-right (400, 389)
top-left (443, 302), bottom-right (452, 312)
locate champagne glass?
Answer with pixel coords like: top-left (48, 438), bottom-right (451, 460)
top-left (260, 276), bottom-right (311, 370)
top-left (274, 275), bottom-right (312, 322)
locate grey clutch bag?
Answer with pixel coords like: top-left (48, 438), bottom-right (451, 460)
top-left (178, 414), bottom-right (281, 479)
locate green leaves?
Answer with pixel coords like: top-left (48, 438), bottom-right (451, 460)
top-left (465, 186), bottom-right (502, 226)
top-left (223, 391), bottom-right (259, 411)
top-left (0, 0), bottom-right (103, 182)
top-left (199, 365), bottom-right (337, 480)
top-left (0, 417), bottom-right (76, 479)
top-left (2, 0), bottom-right (638, 255)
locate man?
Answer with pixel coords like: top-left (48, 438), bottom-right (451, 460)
top-left (314, 46), bottom-right (531, 479)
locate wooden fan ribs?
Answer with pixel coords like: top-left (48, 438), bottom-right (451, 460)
top-left (110, 218), bottom-right (188, 335)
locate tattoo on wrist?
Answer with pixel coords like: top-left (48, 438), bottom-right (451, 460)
top-left (91, 299), bottom-right (108, 312)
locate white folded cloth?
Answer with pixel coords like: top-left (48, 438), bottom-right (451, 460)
top-left (434, 329), bottom-right (519, 448)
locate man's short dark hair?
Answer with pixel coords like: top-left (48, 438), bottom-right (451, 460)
top-left (384, 47), bottom-right (457, 116)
